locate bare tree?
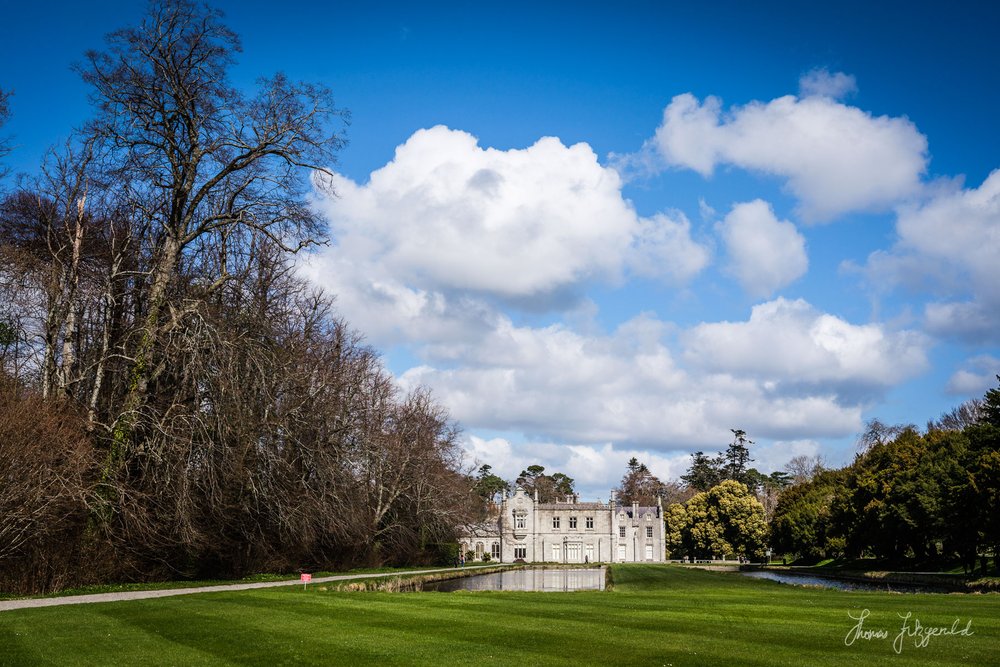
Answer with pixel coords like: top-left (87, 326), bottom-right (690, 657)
top-left (927, 398), bottom-right (984, 432)
top-left (76, 0), bottom-right (347, 478)
top-left (0, 1), bottom-right (475, 592)
top-left (0, 88), bottom-right (11, 178)
top-left (0, 373), bottom-right (94, 594)
top-left (783, 454), bottom-right (826, 484)
top-left (0, 141), bottom-right (103, 399)
top-left (856, 418), bottom-right (911, 454)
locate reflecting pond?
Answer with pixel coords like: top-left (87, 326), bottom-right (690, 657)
top-left (424, 567), bottom-right (606, 592)
top-left (740, 570), bottom-right (945, 593)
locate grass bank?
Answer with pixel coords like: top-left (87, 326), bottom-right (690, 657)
top-left (1, 565), bottom-right (996, 665)
top-left (0, 565), bottom-right (447, 601)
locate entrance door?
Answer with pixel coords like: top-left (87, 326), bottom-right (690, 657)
top-left (585, 544), bottom-right (594, 562)
top-left (617, 544), bottom-right (626, 561)
top-left (645, 544), bottom-right (653, 561)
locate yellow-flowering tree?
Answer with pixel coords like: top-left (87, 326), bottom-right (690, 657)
top-left (666, 480), bottom-right (767, 560)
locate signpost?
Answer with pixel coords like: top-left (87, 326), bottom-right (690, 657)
top-left (300, 573), bottom-right (312, 589)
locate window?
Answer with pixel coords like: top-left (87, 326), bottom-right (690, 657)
top-left (646, 526), bottom-right (653, 538)
top-left (514, 546), bottom-right (527, 559)
top-left (646, 513), bottom-right (652, 521)
top-left (585, 544), bottom-right (594, 561)
top-left (492, 542), bottom-right (501, 559)
top-left (645, 545), bottom-right (654, 560)
top-left (617, 544), bottom-right (626, 561)
top-left (569, 517), bottom-right (577, 529)
top-left (619, 526), bottom-right (626, 538)
top-left (585, 516), bottom-right (594, 529)
top-left (552, 516), bottom-right (560, 529)
top-left (515, 515), bottom-right (525, 529)
top-left (552, 544), bottom-right (561, 561)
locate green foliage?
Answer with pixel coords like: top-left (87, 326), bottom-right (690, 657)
top-left (982, 375), bottom-right (1000, 427)
top-left (770, 469), bottom-right (846, 560)
top-left (0, 319), bottom-right (17, 349)
top-left (473, 464), bottom-right (509, 505)
top-left (666, 480), bottom-right (767, 560)
top-left (433, 542), bottom-right (460, 566)
top-left (663, 503), bottom-right (689, 557)
top-left (772, 378), bottom-right (1000, 571)
top-left (723, 429), bottom-right (754, 486)
top-left (680, 428), bottom-right (760, 492)
top-left (680, 451), bottom-right (723, 491)
top-left (515, 465), bottom-right (576, 502)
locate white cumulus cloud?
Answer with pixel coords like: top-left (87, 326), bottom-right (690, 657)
top-left (397, 306), bottom-right (884, 451)
top-left (946, 355), bottom-right (1000, 396)
top-left (863, 170), bottom-right (1000, 343)
top-left (650, 91), bottom-right (928, 221)
top-left (312, 125), bottom-right (708, 305)
top-left (717, 199), bottom-right (808, 297)
top-left (798, 68), bottom-right (858, 100)
top-left (683, 297), bottom-right (929, 391)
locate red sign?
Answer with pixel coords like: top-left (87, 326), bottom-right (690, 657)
top-left (300, 573), bottom-right (312, 583)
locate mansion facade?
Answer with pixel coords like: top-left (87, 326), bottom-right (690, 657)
top-left (460, 487), bottom-right (665, 563)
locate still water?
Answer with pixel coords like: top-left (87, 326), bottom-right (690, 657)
top-left (424, 567), bottom-right (606, 592)
top-left (740, 570), bottom-right (941, 593)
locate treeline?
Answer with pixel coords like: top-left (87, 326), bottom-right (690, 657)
top-left (0, 1), bottom-right (472, 595)
top-left (472, 464), bottom-right (575, 507)
top-left (666, 391), bottom-right (999, 568)
top-left (771, 383), bottom-right (1000, 572)
top-left (472, 457), bottom-right (689, 512)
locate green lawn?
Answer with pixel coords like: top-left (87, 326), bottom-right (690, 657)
top-left (1, 565), bottom-right (996, 666)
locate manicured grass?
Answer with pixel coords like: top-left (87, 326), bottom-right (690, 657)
top-left (1, 565), bottom-right (996, 666)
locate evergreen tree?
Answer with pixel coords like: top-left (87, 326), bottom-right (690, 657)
top-left (723, 429), bottom-right (754, 487)
top-left (617, 457), bottom-right (668, 505)
top-left (515, 465), bottom-right (576, 502)
top-left (680, 451), bottom-right (723, 492)
top-left (473, 464), bottom-right (510, 506)
top-left (981, 375), bottom-right (1000, 427)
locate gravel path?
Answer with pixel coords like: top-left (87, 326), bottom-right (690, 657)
top-left (0, 565), bottom-right (501, 612)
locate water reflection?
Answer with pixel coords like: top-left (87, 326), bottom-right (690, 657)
top-left (740, 570), bottom-right (939, 593)
top-left (425, 567), bottom-right (605, 592)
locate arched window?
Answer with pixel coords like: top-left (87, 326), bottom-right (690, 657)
top-left (492, 542), bottom-right (501, 558)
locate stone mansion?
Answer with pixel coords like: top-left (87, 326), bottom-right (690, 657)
top-left (460, 487), bottom-right (665, 563)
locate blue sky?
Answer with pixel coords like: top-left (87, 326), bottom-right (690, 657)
top-left (3, 1), bottom-right (999, 497)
